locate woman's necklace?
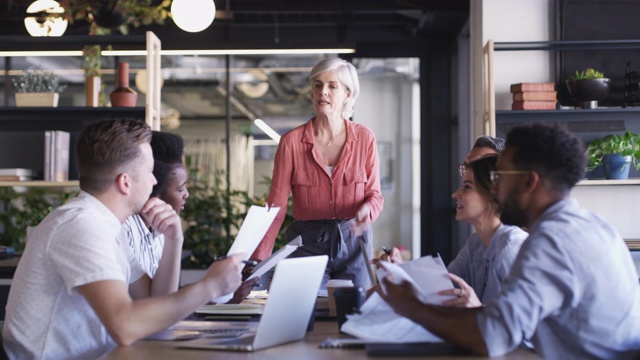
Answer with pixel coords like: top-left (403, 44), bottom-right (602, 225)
top-left (325, 125), bottom-right (344, 147)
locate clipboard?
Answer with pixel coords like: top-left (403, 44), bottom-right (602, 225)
top-left (247, 236), bottom-right (302, 280)
top-left (359, 236), bottom-right (377, 287)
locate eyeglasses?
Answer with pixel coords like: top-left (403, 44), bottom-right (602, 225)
top-left (489, 170), bottom-right (529, 184)
top-left (458, 164), bottom-right (466, 178)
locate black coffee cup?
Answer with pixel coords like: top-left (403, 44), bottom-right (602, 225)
top-left (333, 286), bottom-right (365, 333)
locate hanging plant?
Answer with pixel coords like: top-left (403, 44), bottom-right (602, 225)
top-left (60, 0), bottom-right (171, 35)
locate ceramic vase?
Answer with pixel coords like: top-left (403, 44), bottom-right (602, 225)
top-left (110, 63), bottom-right (137, 107)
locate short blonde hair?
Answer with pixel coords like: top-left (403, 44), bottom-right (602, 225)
top-left (309, 58), bottom-right (360, 119)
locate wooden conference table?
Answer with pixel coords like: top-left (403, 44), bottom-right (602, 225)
top-left (100, 298), bottom-right (541, 360)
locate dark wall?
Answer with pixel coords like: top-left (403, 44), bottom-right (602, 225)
top-left (557, 0), bottom-right (640, 107)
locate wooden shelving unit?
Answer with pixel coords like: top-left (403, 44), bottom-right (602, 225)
top-left (0, 32), bottom-right (161, 186)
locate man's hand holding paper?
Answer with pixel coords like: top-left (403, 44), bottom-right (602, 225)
top-left (340, 255), bottom-right (456, 343)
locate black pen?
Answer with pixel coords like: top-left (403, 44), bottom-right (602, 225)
top-left (381, 246), bottom-right (391, 256)
top-left (213, 256), bottom-right (258, 266)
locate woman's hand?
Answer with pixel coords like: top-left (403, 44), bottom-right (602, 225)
top-left (351, 203), bottom-right (371, 236)
top-left (438, 273), bottom-right (482, 308)
top-left (370, 246), bottom-right (403, 266)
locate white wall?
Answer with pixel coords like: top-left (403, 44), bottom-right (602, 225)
top-left (472, 0), bottom-right (554, 133)
top-left (571, 183), bottom-right (640, 273)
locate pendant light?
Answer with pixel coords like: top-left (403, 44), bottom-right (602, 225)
top-left (171, 0), bottom-right (216, 33)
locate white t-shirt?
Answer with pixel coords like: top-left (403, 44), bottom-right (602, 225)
top-left (2, 191), bottom-right (130, 360)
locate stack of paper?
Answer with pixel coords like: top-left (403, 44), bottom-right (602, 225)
top-left (341, 255), bottom-right (455, 343)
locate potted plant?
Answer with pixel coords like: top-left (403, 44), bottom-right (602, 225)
top-left (586, 130), bottom-right (640, 179)
top-left (566, 68), bottom-right (611, 109)
top-left (82, 44), bottom-right (105, 107)
top-left (12, 69), bottom-right (67, 107)
top-left (181, 169), bottom-right (292, 270)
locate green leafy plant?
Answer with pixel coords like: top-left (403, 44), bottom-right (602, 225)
top-left (60, 0), bottom-right (171, 35)
top-left (586, 131), bottom-right (640, 171)
top-left (12, 69), bottom-right (67, 93)
top-left (0, 188), bottom-right (77, 252)
top-left (570, 68), bottom-right (605, 80)
top-left (181, 169), bottom-right (292, 269)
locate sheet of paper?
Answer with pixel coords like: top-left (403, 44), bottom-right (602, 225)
top-left (376, 256), bottom-right (454, 304)
top-left (247, 236), bottom-right (301, 280)
top-left (212, 205), bottom-right (279, 303)
top-left (226, 205), bottom-right (280, 258)
top-left (340, 292), bottom-right (443, 343)
top-left (341, 255), bottom-right (455, 343)
top-left (399, 255), bottom-right (455, 304)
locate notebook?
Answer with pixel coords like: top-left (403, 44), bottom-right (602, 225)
top-left (180, 255), bottom-right (328, 352)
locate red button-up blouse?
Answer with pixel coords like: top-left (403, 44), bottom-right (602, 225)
top-left (252, 118), bottom-right (384, 260)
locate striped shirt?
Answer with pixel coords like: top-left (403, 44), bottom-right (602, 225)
top-left (123, 214), bottom-right (165, 280)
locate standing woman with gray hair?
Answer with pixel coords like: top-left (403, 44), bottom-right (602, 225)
top-left (251, 58), bottom-right (384, 289)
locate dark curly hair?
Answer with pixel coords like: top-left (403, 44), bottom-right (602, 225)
top-left (506, 123), bottom-right (586, 193)
top-left (149, 131), bottom-right (185, 197)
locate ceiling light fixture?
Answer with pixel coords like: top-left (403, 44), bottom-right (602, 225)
top-left (254, 119), bottom-right (281, 144)
top-left (24, 0), bottom-right (68, 37)
top-left (0, 48), bottom-right (355, 57)
top-left (237, 69), bottom-right (270, 98)
top-left (171, 0), bottom-right (216, 33)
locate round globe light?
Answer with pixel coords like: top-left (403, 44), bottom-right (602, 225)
top-left (171, 0), bottom-right (216, 33)
top-left (24, 0), bottom-right (68, 37)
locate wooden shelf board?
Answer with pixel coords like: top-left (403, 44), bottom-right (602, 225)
top-left (577, 179), bottom-right (640, 186)
top-left (0, 181), bottom-right (79, 188)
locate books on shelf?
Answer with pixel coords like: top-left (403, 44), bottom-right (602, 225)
top-left (512, 101), bottom-right (557, 110)
top-left (0, 168), bottom-right (33, 177)
top-left (513, 91), bottom-right (557, 102)
top-left (510, 82), bottom-right (557, 110)
top-left (0, 175), bottom-right (32, 182)
top-left (510, 82), bottom-right (555, 93)
top-left (0, 169), bottom-right (33, 182)
top-left (625, 240), bottom-right (640, 250)
top-left (44, 130), bottom-right (70, 182)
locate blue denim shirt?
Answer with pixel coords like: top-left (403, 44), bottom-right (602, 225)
top-left (477, 198), bottom-right (640, 359)
top-left (448, 224), bottom-right (527, 303)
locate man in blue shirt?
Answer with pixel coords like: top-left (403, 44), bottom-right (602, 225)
top-left (380, 123), bottom-right (640, 358)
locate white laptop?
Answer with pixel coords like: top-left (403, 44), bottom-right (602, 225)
top-left (180, 255), bottom-right (328, 352)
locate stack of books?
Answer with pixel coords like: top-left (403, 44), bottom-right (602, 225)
top-left (0, 168), bottom-right (33, 182)
top-left (625, 240), bottom-right (640, 250)
top-left (510, 82), bottom-right (557, 110)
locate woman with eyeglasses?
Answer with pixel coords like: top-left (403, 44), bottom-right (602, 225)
top-left (380, 155), bottom-right (527, 307)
